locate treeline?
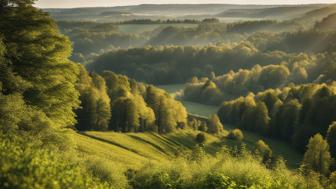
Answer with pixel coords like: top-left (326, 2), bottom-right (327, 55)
top-left (217, 83), bottom-right (336, 153)
top-left (241, 14), bottom-right (336, 53)
top-left (248, 29), bottom-right (336, 53)
top-left (226, 20), bottom-right (300, 34)
top-left (148, 19), bottom-right (301, 46)
top-left (182, 52), bottom-right (336, 105)
top-left (57, 21), bottom-right (148, 63)
top-left (119, 18), bottom-right (219, 24)
top-left (59, 19), bottom-right (303, 63)
top-left (90, 43), bottom-right (291, 84)
top-left (76, 68), bottom-right (188, 133)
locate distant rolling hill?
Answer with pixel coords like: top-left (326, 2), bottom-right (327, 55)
top-left (293, 5), bottom-right (336, 26)
top-left (217, 5), bottom-right (324, 20)
top-left (44, 4), bottom-right (326, 22)
top-left (315, 12), bottom-right (336, 31)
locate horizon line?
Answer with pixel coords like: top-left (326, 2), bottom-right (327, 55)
top-left (38, 3), bottom-right (335, 9)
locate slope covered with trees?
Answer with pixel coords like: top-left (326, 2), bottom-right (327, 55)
top-left (217, 83), bottom-right (336, 152)
top-left (182, 52), bottom-right (336, 105)
top-left (90, 43), bottom-right (292, 84)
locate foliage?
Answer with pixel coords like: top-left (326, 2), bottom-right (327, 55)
top-left (0, 133), bottom-right (112, 189)
top-left (255, 140), bottom-right (273, 165)
top-left (218, 83), bottom-right (336, 152)
top-left (98, 71), bottom-right (187, 133)
top-left (227, 129), bottom-right (244, 141)
top-left (0, 2), bottom-right (80, 129)
top-left (301, 134), bottom-right (331, 175)
top-left (90, 43), bottom-right (290, 84)
top-left (196, 132), bottom-right (206, 144)
top-left (128, 148), bottom-right (317, 189)
top-left (76, 66), bottom-right (111, 131)
top-left (327, 122), bottom-right (336, 159)
top-left (208, 115), bottom-right (224, 134)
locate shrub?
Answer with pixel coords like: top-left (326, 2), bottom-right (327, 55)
top-left (196, 132), bottom-right (206, 144)
top-left (227, 129), bottom-right (244, 141)
top-left (129, 150), bottom-right (314, 189)
top-left (0, 134), bottom-right (111, 189)
top-left (255, 140), bottom-right (273, 166)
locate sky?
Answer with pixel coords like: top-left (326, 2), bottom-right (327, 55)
top-left (36, 0), bottom-right (336, 8)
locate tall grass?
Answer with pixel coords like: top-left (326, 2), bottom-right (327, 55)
top-left (128, 148), bottom-right (320, 189)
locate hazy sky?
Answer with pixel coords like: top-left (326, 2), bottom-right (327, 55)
top-left (36, 0), bottom-right (336, 8)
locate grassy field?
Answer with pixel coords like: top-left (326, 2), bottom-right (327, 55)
top-left (73, 130), bottom-right (222, 168)
top-left (74, 127), bottom-right (301, 169)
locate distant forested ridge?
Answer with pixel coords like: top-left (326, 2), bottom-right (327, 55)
top-left (89, 43), bottom-right (291, 84)
top-left (182, 52), bottom-right (336, 105)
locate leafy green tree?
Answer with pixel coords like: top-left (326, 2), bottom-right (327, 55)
top-left (302, 134), bottom-right (331, 175)
top-left (327, 122), bottom-right (336, 159)
top-left (196, 132), bottom-right (206, 144)
top-left (255, 140), bottom-right (273, 165)
top-left (145, 85), bottom-right (187, 134)
top-left (255, 101), bottom-right (270, 134)
top-left (208, 115), bottom-right (224, 134)
top-left (76, 68), bottom-right (111, 131)
top-left (227, 129), bottom-right (244, 141)
top-left (0, 1), bottom-right (80, 128)
top-left (276, 99), bottom-right (301, 139)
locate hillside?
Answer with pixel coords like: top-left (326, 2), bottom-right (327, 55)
top-left (294, 5), bottom-right (336, 25)
top-left (315, 12), bottom-right (336, 31)
top-left (74, 129), bottom-right (302, 169)
top-left (217, 5), bottom-right (321, 20)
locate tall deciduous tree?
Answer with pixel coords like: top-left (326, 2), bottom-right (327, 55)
top-left (302, 134), bottom-right (331, 175)
top-left (76, 67), bottom-right (111, 131)
top-left (0, 0), bottom-right (80, 129)
top-left (327, 122), bottom-right (336, 159)
top-left (208, 115), bottom-right (224, 134)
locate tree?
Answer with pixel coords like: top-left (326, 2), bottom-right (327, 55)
top-left (0, 0), bottom-right (80, 129)
top-left (255, 101), bottom-right (270, 134)
top-left (255, 140), bottom-right (273, 165)
top-left (196, 132), bottom-right (206, 144)
top-left (208, 115), bottom-right (224, 134)
top-left (75, 68), bottom-right (111, 131)
top-left (278, 99), bottom-right (301, 140)
top-left (227, 129), bottom-right (244, 141)
top-left (1, 0), bottom-right (35, 8)
top-left (327, 122), bottom-right (336, 159)
top-left (302, 134), bottom-right (331, 175)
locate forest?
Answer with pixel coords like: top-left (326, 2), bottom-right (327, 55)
top-left (2, 1), bottom-right (336, 188)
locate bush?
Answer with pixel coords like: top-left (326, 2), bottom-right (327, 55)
top-left (227, 129), bottom-right (244, 141)
top-left (0, 134), bottom-right (111, 189)
top-left (196, 132), bottom-right (206, 144)
top-left (129, 150), bottom-right (315, 189)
